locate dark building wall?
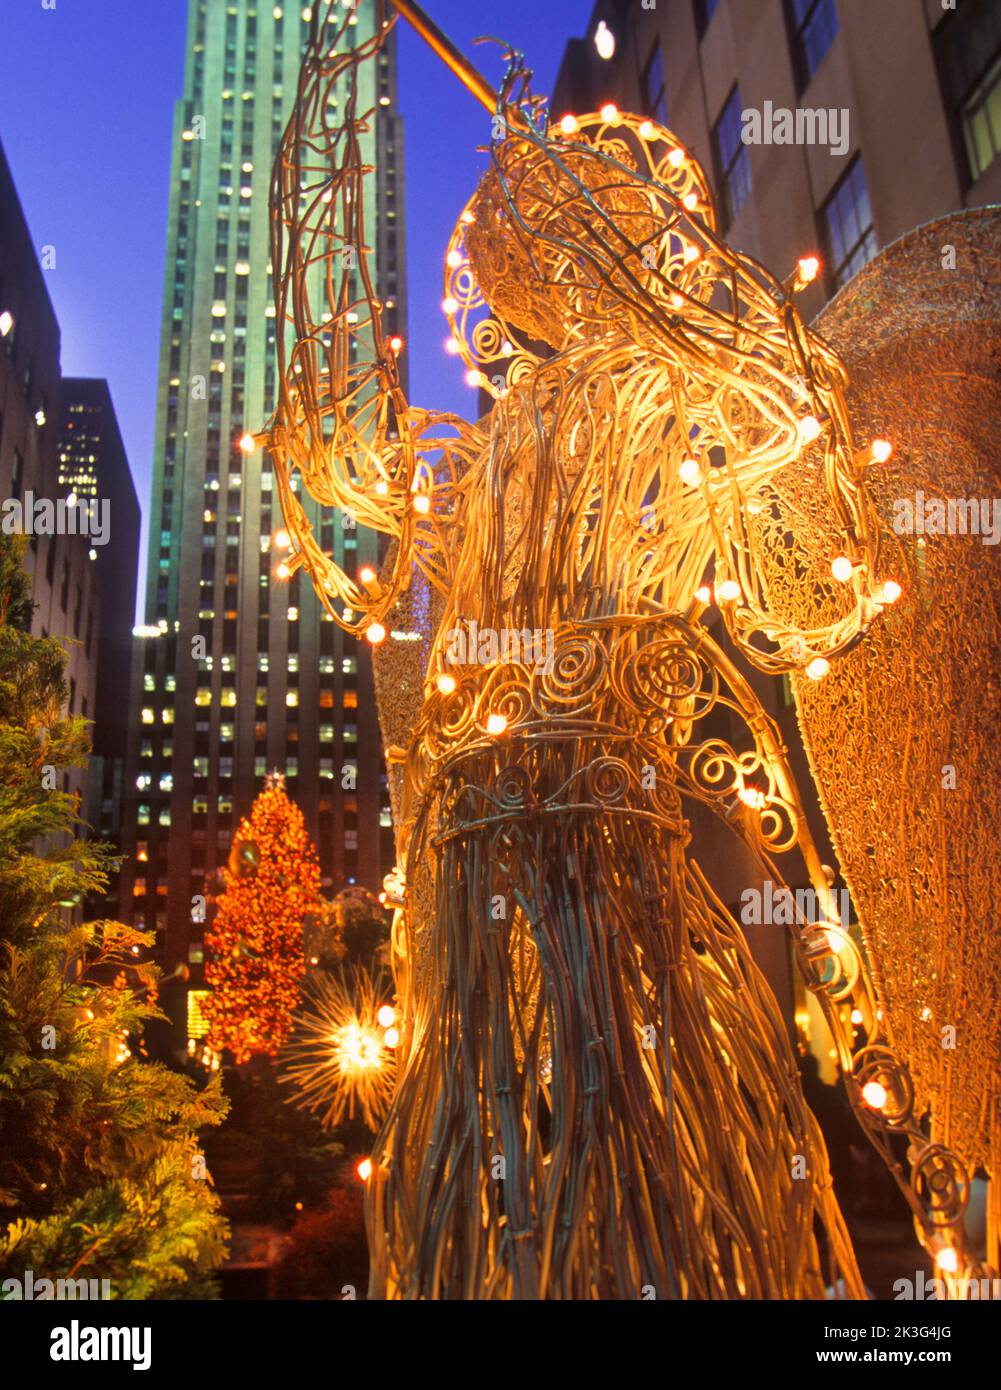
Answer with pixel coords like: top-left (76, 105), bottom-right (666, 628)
top-left (59, 378), bottom-right (140, 757)
top-left (0, 139), bottom-right (96, 811)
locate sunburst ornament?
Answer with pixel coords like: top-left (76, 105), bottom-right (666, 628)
top-left (281, 966), bottom-right (399, 1131)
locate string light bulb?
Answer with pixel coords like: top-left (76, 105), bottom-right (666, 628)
top-left (679, 458), bottom-right (701, 487)
top-left (862, 1080), bottom-right (888, 1110)
top-left (486, 713), bottom-right (508, 736)
top-left (239, 432), bottom-right (257, 453)
top-left (798, 416), bottom-right (822, 445)
top-left (831, 556), bottom-right (854, 582)
top-left (436, 672), bottom-right (457, 695)
top-left (793, 256), bottom-right (820, 291)
top-left (594, 20), bottom-right (615, 59)
top-left (365, 622), bottom-right (386, 645)
top-left (806, 656), bottom-right (830, 680)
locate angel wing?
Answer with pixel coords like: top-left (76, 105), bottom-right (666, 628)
top-left (756, 208), bottom-right (1001, 1269)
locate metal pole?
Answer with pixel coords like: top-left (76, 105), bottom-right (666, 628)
top-left (387, 0), bottom-right (500, 115)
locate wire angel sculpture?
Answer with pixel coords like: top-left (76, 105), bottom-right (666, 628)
top-left (265, 8), bottom-right (983, 1297)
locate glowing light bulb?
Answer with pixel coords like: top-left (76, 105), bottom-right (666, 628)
top-left (465, 369), bottom-right (483, 388)
top-left (850, 1008), bottom-right (864, 1025)
top-left (375, 479), bottom-right (388, 495)
top-left (377, 1005), bottom-right (396, 1028)
top-left (444, 337), bottom-right (461, 354)
top-left (446, 249), bottom-right (462, 268)
top-left (276, 561), bottom-right (291, 580)
top-left (594, 20), bottom-right (615, 60)
top-left (806, 656), bottom-right (830, 680)
top-left (486, 712), bottom-right (508, 736)
top-left (871, 438), bottom-right (893, 463)
top-left (683, 243), bottom-right (700, 264)
top-left (239, 432), bottom-right (257, 453)
top-left (559, 114), bottom-right (578, 135)
top-left (695, 585), bottom-right (711, 605)
top-left (358, 565), bottom-right (377, 585)
top-left (668, 147), bottom-right (686, 167)
top-left (442, 296), bottom-right (459, 315)
top-left (798, 415), bottom-right (822, 445)
top-left (797, 255), bottom-right (820, 284)
top-left (0, 311), bottom-right (13, 338)
top-left (274, 528), bottom-right (291, 549)
top-left (831, 555), bottom-right (853, 582)
top-left (880, 580), bottom-right (902, 604)
top-left (366, 622), bottom-right (386, 645)
top-left (862, 1080), bottom-right (888, 1110)
top-left (738, 786), bottom-right (765, 811)
top-left (436, 673), bottom-right (457, 695)
top-left (413, 493), bottom-right (431, 515)
top-left (638, 120), bottom-right (654, 140)
top-left (600, 103), bottom-right (619, 124)
top-left (717, 579), bottom-right (741, 602)
top-left (679, 458), bottom-right (701, 486)
top-left (460, 209), bottom-right (475, 225)
top-left (384, 1027), bottom-right (400, 1048)
top-left (935, 1247), bottom-right (959, 1274)
top-left (356, 1157), bottom-right (373, 1181)
top-left (682, 192), bottom-right (698, 211)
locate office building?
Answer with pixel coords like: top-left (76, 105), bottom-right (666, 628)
top-left (0, 140), bottom-right (97, 811)
top-left (119, 0), bottom-right (405, 1045)
top-left (58, 378), bottom-right (140, 876)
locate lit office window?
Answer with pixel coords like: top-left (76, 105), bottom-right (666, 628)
top-left (821, 157), bottom-right (877, 288)
top-left (936, 0), bottom-right (1001, 182)
top-left (787, 0), bottom-right (838, 89)
top-left (642, 42), bottom-right (668, 124)
top-left (713, 86), bottom-right (752, 224)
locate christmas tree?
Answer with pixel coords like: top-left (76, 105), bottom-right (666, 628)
top-left (204, 775), bottom-right (321, 1064)
top-left (0, 535), bottom-right (229, 1299)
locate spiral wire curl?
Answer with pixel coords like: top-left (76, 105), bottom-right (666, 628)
top-left (266, 14), bottom-right (984, 1296)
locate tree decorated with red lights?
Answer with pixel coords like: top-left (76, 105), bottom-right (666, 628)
top-left (204, 774), bottom-right (321, 1064)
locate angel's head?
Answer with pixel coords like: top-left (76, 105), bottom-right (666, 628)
top-left (462, 112), bottom-right (717, 350)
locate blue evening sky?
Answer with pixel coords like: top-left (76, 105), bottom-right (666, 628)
top-left (1, 0), bottom-right (593, 611)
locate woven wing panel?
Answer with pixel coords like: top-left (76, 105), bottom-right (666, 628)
top-left (754, 210), bottom-right (1001, 1174)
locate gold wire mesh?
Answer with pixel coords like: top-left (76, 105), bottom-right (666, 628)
top-left (266, 13), bottom-right (988, 1296)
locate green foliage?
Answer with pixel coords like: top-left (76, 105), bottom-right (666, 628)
top-left (0, 533), bottom-right (229, 1299)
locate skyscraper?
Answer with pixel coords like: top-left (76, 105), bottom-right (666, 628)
top-left (120, 0), bottom-right (405, 1046)
top-left (58, 378), bottom-right (140, 886)
top-left (0, 139), bottom-right (97, 815)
